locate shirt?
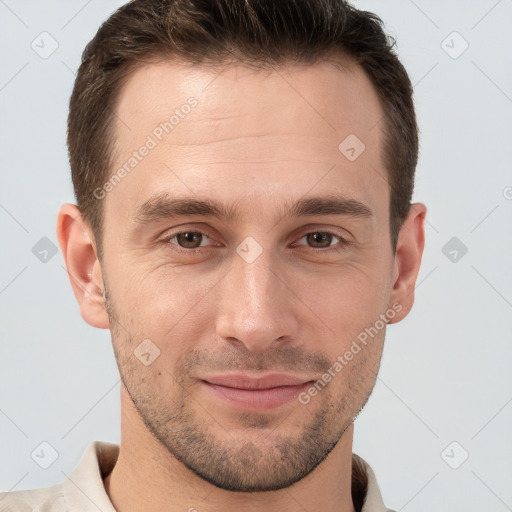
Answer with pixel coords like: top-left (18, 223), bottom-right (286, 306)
top-left (0, 441), bottom-right (395, 511)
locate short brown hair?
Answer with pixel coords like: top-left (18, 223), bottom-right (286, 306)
top-left (67, 0), bottom-right (418, 257)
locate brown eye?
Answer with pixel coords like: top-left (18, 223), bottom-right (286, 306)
top-left (299, 231), bottom-right (347, 249)
top-left (293, 231), bottom-right (349, 252)
top-left (305, 232), bottom-right (335, 248)
top-left (175, 231), bottom-right (206, 248)
top-left (159, 228), bottom-right (218, 253)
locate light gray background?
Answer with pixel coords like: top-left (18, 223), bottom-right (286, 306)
top-left (1, 0), bottom-right (511, 510)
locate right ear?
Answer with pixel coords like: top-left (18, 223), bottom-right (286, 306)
top-left (56, 203), bottom-right (110, 329)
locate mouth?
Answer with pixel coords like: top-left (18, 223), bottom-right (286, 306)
top-left (200, 373), bottom-right (315, 410)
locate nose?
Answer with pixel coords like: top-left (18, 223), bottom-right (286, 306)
top-left (215, 248), bottom-right (300, 353)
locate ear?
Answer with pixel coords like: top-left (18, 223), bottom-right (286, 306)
top-left (387, 202), bottom-right (427, 324)
top-left (56, 203), bottom-right (110, 329)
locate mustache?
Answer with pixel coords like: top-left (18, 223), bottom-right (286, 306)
top-left (179, 344), bottom-right (332, 375)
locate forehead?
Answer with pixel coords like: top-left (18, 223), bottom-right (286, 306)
top-left (107, 58), bottom-right (388, 225)
top-left (115, 57), bottom-right (384, 140)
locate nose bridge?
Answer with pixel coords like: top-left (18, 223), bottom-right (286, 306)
top-left (215, 243), bottom-right (297, 351)
top-left (237, 250), bottom-right (278, 317)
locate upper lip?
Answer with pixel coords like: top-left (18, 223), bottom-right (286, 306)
top-left (202, 373), bottom-right (313, 390)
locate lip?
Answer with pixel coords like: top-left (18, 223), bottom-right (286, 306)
top-left (200, 373), bottom-right (314, 410)
top-left (202, 373), bottom-right (311, 389)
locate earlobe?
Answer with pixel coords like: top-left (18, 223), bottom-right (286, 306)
top-left (56, 203), bottom-right (110, 329)
top-left (387, 202), bottom-right (427, 325)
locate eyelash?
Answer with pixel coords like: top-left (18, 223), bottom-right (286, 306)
top-left (159, 229), bottom-right (349, 254)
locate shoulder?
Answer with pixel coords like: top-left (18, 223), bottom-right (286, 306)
top-left (0, 440), bottom-right (118, 512)
top-left (0, 482), bottom-right (69, 511)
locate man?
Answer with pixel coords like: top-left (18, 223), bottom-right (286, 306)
top-left (1, 0), bottom-right (426, 510)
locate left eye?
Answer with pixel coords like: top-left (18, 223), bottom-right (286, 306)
top-left (295, 232), bottom-right (346, 249)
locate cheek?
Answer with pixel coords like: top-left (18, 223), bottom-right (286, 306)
top-left (294, 267), bottom-right (389, 380)
top-left (295, 260), bottom-right (389, 330)
top-left (109, 267), bottom-right (219, 362)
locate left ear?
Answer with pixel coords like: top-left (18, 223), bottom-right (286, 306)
top-left (387, 202), bottom-right (427, 324)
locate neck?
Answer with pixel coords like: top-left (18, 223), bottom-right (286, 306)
top-left (104, 386), bottom-right (357, 512)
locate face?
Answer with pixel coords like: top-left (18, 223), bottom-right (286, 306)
top-left (96, 58), bottom-right (399, 491)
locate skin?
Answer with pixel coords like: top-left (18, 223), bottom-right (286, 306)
top-left (57, 57), bottom-right (426, 512)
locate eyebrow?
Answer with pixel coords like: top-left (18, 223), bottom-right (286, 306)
top-left (133, 193), bottom-right (373, 225)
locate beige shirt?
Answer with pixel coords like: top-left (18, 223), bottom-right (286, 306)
top-left (0, 441), bottom-right (395, 511)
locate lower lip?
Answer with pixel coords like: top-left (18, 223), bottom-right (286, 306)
top-left (202, 381), bottom-right (312, 410)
